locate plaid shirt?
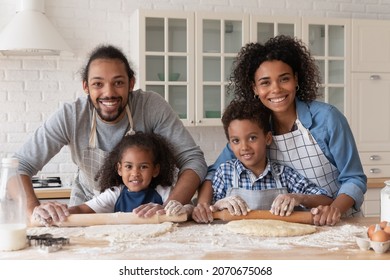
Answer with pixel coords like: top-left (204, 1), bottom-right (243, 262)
top-left (212, 159), bottom-right (329, 203)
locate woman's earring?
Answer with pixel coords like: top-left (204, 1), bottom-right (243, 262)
top-left (296, 85), bottom-right (300, 92)
top-left (254, 94), bottom-right (259, 99)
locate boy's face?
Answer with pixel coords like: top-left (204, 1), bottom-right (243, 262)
top-left (228, 119), bottom-right (272, 176)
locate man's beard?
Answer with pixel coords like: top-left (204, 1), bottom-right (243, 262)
top-left (88, 95), bottom-right (126, 122)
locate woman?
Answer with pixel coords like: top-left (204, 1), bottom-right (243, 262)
top-left (193, 35), bottom-right (366, 226)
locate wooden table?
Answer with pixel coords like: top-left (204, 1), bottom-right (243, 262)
top-left (1, 216), bottom-right (389, 260)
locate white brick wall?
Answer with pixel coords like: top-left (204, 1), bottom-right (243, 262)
top-left (0, 0), bottom-right (389, 178)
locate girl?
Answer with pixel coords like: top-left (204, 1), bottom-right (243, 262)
top-left (33, 132), bottom-right (191, 226)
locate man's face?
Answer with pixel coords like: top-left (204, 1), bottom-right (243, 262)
top-left (83, 58), bottom-right (134, 123)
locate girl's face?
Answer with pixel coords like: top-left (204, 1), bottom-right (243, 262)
top-left (228, 119), bottom-right (272, 177)
top-left (117, 147), bottom-right (160, 192)
top-left (83, 58), bottom-right (135, 123)
top-left (252, 60), bottom-right (298, 114)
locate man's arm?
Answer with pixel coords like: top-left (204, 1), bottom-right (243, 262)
top-left (20, 174), bottom-right (40, 217)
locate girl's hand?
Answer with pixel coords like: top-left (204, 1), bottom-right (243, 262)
top-left (311, 205), bottom-right (341, 226)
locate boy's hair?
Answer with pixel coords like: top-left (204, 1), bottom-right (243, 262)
top-left (95, 132), bottom-right (176, 192)
top-left (222, 99), bottom-right (271, 140)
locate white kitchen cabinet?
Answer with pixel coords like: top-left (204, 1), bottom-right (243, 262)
top-left (250, 15), bottom-right (301, 43)
top-left (351, 73), bottom-right (390, 178)
top-left (130, 10), bottom-right (249, 126)
top-left (130, 10), bottom-right (195, 126)
top-left (352, 19), bottom-right (390, 73)
top-left (301, 18), bottom-right (350, 116)
top-left (350, 19), bottom-right (390, 179)
top-left (194, 12), bottom-right (249, 126)
top-left (131, 11), bottom-right (351, 126)
top-left (362, 188), bottom-right (381, 217)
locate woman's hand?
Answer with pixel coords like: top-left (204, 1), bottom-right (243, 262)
top-left (31, 201), bottom-right (70, 227)
top-left (210, 195), bottom-right (249, 216)
top-left (311, 205), bottom-right (341, 226)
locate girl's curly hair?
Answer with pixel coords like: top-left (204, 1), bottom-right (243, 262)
top-left (95, 132), bottom-right (176, 193)
top-left (229, 35), bottom-right (320, 103)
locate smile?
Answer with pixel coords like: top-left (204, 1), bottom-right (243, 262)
top-left (99, 99), bottom-right (120, 107)
top-left (269, 96), bottom-right (287, 103)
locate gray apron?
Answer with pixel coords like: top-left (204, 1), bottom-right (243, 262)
top-left (70, 106), bottom-right (135, 206)
top-left (268, 119), bottom-right (361, 217)
top-left (228, 162), bottom-right (287, 210)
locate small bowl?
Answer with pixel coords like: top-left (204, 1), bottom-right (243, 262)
top-left (157, 73), bottom-right (180, 81)
top-left (355, 233), bottom-right (390, 254)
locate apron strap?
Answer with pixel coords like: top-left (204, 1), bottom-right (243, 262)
top-left (124, 105), bottom-right (135, 136)
top-left (89, 105), bottom-right (135, 149)
top-left (89, 109), bottom-right (98, 148)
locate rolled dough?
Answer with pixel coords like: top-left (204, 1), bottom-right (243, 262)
top-left (225, 219), bottom-right (317, 237)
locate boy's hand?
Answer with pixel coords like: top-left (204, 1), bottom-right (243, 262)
top-left (210, 195), bottom-right (249, 216)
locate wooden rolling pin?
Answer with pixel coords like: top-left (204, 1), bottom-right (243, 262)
top-left (30, 212), bottom-right (188, 227)
top-left (213, 209), bottom-right (313, 225)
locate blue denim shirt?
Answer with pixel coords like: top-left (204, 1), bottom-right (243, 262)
top-left (207, 99), bottom-right (367, 210)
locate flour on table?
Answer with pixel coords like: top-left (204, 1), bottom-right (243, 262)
top-left (225, 219), bottom-right (317, 237)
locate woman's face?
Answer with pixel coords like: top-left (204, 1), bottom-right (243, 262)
top-left (252, 60), bottom-right (298, 114)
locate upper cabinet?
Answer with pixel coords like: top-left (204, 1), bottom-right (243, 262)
top-left (352, 19), bottom-right (390, 72)
top-left (250, 15), bottom-right (301, 42)
top-left (132, 10), bottom-right (350, 126)
top-left (194, 12), bottom-right (249, 126)
top-left (131, 10), bottom-right (249, 126)
top-left (130, 10), bottom-right (195, 126)
top-left (301, 18), bottom-right (350, 115)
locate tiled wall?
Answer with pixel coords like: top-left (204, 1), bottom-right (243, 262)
top-left (1, 0), bottom-right (389, 178)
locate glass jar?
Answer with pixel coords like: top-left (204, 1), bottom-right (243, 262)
top-left (381, 181), bottom-right (390, 222)
top-left (0, 158), bottom-right (27, 251)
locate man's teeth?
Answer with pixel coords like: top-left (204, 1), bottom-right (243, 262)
top-left (101, 101), bottom-right (117, 106)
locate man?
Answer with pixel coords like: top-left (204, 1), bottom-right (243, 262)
top-left (14, 45), bottom-right (207, 223)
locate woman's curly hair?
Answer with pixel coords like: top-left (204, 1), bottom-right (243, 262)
top-left (229, 35), bottom-right (321, 103)
top-left (95, 132), bottom-right (177, 193)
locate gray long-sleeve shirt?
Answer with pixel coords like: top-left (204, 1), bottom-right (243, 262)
top-left (14, 89), bottom-right (207, 198)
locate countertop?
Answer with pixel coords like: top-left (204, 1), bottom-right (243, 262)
top-left (34, 178), bottom-right (389, 200)
top-left (1, 216), bottom-right (389, 260)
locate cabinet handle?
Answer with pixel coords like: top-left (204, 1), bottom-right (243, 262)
top-left (369, 168), bottom-right (381, 174)
top-left (369, 74), bottom-right (381, 80)
top-left (369, 155), bottom-right (380, 160)
top-left (198, 120), bottom-right (202, 123)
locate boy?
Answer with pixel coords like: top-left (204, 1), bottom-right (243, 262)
top-left (192, 100), bottom-right (333, 223)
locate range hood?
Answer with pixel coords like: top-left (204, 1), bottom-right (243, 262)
top-left (0, 0), bottom-right (72, 56)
